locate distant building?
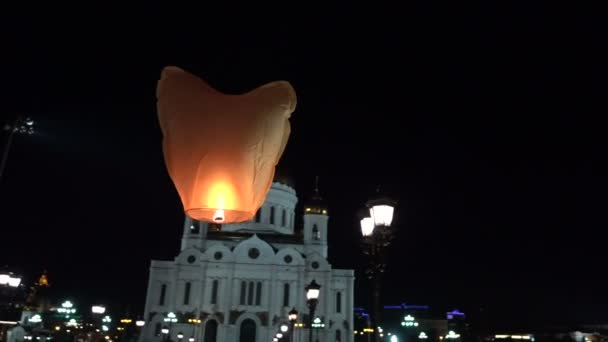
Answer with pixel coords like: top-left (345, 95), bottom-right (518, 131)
top-left (140, 180), bottom-right (355, 342)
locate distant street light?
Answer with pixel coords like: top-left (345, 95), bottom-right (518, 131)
top-left (92, 306), bottom-right (106, 314)
top-left (305, 279), bottom-right (321, 342)
top-left (1, 115), bottom-right (35, 184)
top-left (0, 272), bottom-right (22, 287)
top-left (136, 321), bottom-right (145, 327)
top-left (288, 307), bottom-right (298, 342)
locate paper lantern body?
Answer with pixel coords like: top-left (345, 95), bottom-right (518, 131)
top-left (157, 66), bottom-right (296, 223)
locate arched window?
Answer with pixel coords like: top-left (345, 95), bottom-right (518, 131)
top-left (336, 291), bottom-right (341, 313)
top-left (154, 323), bottom-right (161, 336)
top-left (240, 281), bottom-right (247, 305)
top-left (247, 281), bottom-right (254, 305)
top-left (281, 209), bottom-right (287, 226)
top-left (189, 220), bottom-right (200, 234)
top-left (255, 209), bottom-right (261, 223)
top-left (239, 319), bottom-right (256, 342)
top-left (255, 282), bottom-right (262, 306)
top-left (283, 283), bottom-right (290, 307)
top-left (159, 284), bottom-right (167, 305)
top-left (270, 206), bottom-right (275, 224)
top-left (183, 282), bottom-right (191, 305)
top-left (312, 224), bottom-right (320, 240)
top-left (335, 329), bottom-right (342, 342)
top-left (211, 280), bottom-right (218, 304)
top-left (204, 320), bottom-right (218, 342)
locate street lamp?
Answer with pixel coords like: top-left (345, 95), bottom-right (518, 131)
top-left (359, 189), bottom-right (397, 342)
top-left (92, 306), bottom-right (106, 314)
top-left (288, 308), bottom-right (298, 342)
top-left (163, 312), bottom-right (177, 341)
top-left (0, 272), bottom-right (21, 287)
top-left (1, 115), bottom-right (35, 184)
top-left (305, 279), bottom-right (321, 342)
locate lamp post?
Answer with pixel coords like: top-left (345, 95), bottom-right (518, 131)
top-left (288, 308), bottom-right (298, 342)
top-left (1, 115), bottom-right (34, 184)
top-left (359, 189), bottom-right (397, 342)
top-left (163, 312), bottom-right (177, 342)
top-left (305, 280), bottom-right (320, 342)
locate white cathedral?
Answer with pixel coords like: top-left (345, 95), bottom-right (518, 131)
top-left (140, 177), bottom-right (355, 342)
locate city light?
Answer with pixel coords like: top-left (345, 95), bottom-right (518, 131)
top-left (280, 324), bottom-right (288, 332)
top-left (92, 306), bottom-right (106, 314)
top-left (136, 321), bottom-right (145, 327)
top-left (164, 312), bottom-right (178, 323)
top-left (311, 317), bottom-right (325, 328)
top-left (28, 315), bottom-right (42, 324)
top-left (446, 331), bottom-right (460, 339)
top-left (276, 333), bottom-right (283, 339)
top-left (58, 301), bottom-right (76, 314)
top-left (390, 335), bottom-right (399, 342)
top-left (419, 332), bottom-right (428, 339)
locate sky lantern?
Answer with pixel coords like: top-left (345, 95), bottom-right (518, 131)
top-left (156, 66), bottom-right (296, 224)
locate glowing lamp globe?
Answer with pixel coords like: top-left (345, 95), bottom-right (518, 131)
top-left (157, 66), bottom-right (296, 224)
top-left (360, 217), bottom-right (375, 237)
top-left (305, 279), bottom-right (321, 300)
top-left (366, 195), bottom-right (397, 227)
top-left (288, 307), bottom-right (298, 322)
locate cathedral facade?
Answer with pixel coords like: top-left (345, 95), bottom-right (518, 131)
top-left (140, 180), bottom-right (354, 342)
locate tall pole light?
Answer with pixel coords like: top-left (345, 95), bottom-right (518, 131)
top-left (305, 280), bottom-right (321, 342)
top-left (288, 308), bottom-right (298, 342)
top-left (1, 115), bottom-right (34, 184)
top-left (360, 188), bottom-right (397, 342)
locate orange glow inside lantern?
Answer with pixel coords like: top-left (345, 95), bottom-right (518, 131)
top-left (156, 66), bottom-right (296, 223)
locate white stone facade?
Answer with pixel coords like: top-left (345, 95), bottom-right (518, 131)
top-left (141, 182), bottom-right (354, 342)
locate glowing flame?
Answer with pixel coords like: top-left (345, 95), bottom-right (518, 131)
top-left (206, 180), bottom-right (237, 211)
top-left (213, 209), bottom-right (225, 223)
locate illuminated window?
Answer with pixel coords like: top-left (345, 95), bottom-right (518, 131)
top-left (189, 221), bottom-right (200, 234)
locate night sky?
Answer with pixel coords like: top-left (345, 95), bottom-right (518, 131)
top-left (3, 4), bottom-right (608, 330)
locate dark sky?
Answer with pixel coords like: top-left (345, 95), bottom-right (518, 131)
top-left (2, 3), bottom-right (608, 330)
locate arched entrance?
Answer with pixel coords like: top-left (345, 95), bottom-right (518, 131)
top-left (239, 319), bottom-right (256, 342)
top-left (203, 320), bottom-right (217, 342)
